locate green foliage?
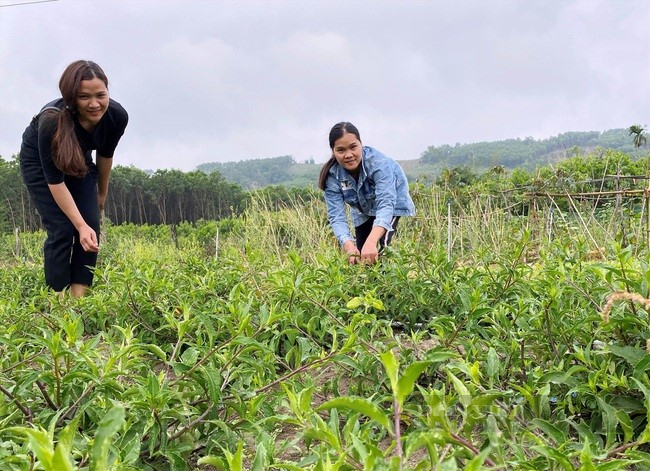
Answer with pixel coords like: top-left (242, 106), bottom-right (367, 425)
top-left (197, 155), bottom-right (300, 189)
top-left (419, 129), bottom-right (647, 170)
top-left (1, 196), bottom-right (649, 470)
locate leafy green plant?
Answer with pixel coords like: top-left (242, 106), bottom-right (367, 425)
top-left (1, 184), bottom-right (649, 470)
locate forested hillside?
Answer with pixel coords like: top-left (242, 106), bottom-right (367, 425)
top-left (196, 155), bottom-right (318, 189)
top-left (420, 128), bottom-right (648, 169)
top-left (197, 128), bottom-right (646, 189)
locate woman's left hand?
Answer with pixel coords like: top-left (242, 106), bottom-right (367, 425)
top-left (360, 242), bottom-right (379, 264)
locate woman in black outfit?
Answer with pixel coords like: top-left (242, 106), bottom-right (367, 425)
top-left (20, 60), bottom-right (128, 297)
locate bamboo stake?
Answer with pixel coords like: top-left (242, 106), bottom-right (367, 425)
top-left (565, 193), bottom-right (605, 255)
top-left (643, 183), bottom-right (650, 250)
top-left (14, 227), bottom-right (20, 258)
top-left (447, 199), bottom-right (451, 262)
top-left (526, 189), bottom-right (646, 198)
top-left (215, 227), bottom-right (219, 260)
top-left (100, 209), bottom-right (107, 244)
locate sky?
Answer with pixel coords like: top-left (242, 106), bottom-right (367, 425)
top-left (1, 0), bottom-right (649, 172)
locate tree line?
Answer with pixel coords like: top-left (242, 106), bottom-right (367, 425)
top-left (2, 149), bottom-right (647, 235)
top-left (419, 128), bottom-right (646, 169)
top-left (0, 161), bottom-right (247, 233)
top-left (1, 125), bottom-right (647, 234)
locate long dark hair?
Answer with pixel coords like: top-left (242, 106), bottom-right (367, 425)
top-left (50, 60), bottom-right (109, 177)
top-left (317, 122), bottom-right (361, 190)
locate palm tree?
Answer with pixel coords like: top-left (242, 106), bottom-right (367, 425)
top-left (628, 124), bottom-right (647, 148)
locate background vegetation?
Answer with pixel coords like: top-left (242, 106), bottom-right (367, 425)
top-left (1, 127), bottom-right (647, 234)
top-left (194, 128), bottom-right (645, 189)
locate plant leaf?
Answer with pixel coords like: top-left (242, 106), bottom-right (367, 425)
top-left (317, 396), bottom-right (392, 431)
top-left (396, 361), bottom-right (433, 405)
top-left (89, 405), bottom-right (125, 471)
top-left (380, 350), bottom-right (399, 394)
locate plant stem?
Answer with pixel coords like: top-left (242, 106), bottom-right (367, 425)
top-left (543, 302), bottom-right (557, 358)
top-left (607, 439), bottom-right (644, 458)
top-left (0, 384), bottom-right (32, 423)
top-left (450, 431), bottom-right (496, 467)
top-left (174, 330), bottom-right (241, 383)
top-left (393, 396), bottom-right (403, 471)
top-left (168, 405), bottom-right (213, 441)
top-left (253, 352), bottom-right (337, 395)
top-left (36, 380), bottom-right (57, 410)
top-left (520, 338), bottom-right (527, 382)
top-left (52, 354), bottom-right (62, 406)
top-left (304, 294), bottom-right (379, 354)
top-left (0, 348), bottom-right (46, 374)
top-left (56, 383), bottom-right (96, 427)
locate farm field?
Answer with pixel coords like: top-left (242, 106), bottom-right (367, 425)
top-left (0, 189), bottom-right (649, 471)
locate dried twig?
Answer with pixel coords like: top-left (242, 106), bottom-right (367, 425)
top-left (601, 291), bottom-right (650, 323)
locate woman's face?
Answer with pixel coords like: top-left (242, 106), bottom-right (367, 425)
top-left (332, 132), bottom-right (362, 175)
top-left (76, 78), bottom-right (109, 130)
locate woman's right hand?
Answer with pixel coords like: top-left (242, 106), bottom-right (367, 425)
top-left (342, 240), bottom-right (360, 265)
top-left (78, 224), bottom-right (99, 252)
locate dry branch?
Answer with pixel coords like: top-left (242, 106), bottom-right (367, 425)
top-left (600, 291), bottom-right (650, 353)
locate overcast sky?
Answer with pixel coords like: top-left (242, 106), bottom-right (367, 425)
top-left (1, 0), bottom-right (648, 171)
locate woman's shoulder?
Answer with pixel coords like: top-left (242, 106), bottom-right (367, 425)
top-left (363, 145), bottom-right (393, 159)
top-left (37, 98), bottom-right (65, 120)
top-left (39, 98), bottom-right (65, 113)
top-left (108, 98), bottom-right (128, 119)
top-left (363, 146), bottom-right (397, 166)
top-left (106, 98), bottom-right (129, 128)
top-left (36, 99), bottom-right (65, 132)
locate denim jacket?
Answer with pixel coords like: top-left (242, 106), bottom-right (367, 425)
top-left (323, 146), bottom-right (416, 246)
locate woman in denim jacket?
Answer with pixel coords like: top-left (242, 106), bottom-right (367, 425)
top-left (318, 122), bottom-right (415, 264)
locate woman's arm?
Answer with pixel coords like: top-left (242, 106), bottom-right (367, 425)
top-left (96, 155), bottom-right (113, 211)
top-left (47, 183), bottom-right (99, 253)
top-left (324, 180), bottom-right (354, 246)
top-left (323, 179), bottom-right (361, 263)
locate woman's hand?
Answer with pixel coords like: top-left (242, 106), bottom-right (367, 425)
top-left (360, 227), bottom-right (385, 264)
top-left (360, 241), bottom-right (379, 264)
top-left (342, 240), bottom-right (361, 265)
top-left (78, 224), bottom-right (99, 252)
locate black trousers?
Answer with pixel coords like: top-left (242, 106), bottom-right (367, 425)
top-left (21, 162), bottom-right (100, 291)
top-left (354, 216), bottom-right (400, 251)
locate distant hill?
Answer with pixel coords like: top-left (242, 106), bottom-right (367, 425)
top-left (196, 129), bottom-right (648, 189)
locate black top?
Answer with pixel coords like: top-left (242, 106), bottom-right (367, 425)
top-left (20, 98), bottom-right (128, 184)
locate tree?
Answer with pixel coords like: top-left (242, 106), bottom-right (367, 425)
top-left (628, 124), bottom-right (648, 149)
top-left (108, 165), bottom-right (150, 224)
top-left (0, 155), bottom-right (40, 232)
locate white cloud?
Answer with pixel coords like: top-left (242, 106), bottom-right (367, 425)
top-left (1, 0), bottom-right (648, 169)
